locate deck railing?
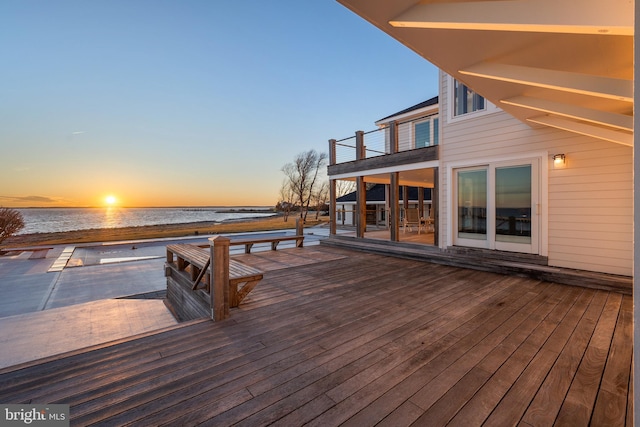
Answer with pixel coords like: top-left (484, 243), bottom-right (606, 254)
top-left (334, 206), bottom-right (388, 227)
top-left (333, 128), bottom-right (386, 164)
top-left (166, 220), bottom-right (304, 321)
top-left (329, 112), bottom-right (439, 166)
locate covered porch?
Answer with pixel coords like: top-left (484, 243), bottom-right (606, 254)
top-left (328, 129), bottom-right (439, 247)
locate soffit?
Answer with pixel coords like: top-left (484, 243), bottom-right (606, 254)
top-left (342, 168), bottom-right (435, 187)
top-left (337, 0), bottom-right (633, 146)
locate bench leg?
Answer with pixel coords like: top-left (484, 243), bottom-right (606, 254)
top-left (271, 241), bottom-right (279, 250)
top-left (230, 280), bottom-right (261, 307)
top-left (245, 243), bottom-right (253, 254)
top-left (192, 258), bottom-right (211, 291)
top-left (190, 266), bottom-right (199, 282)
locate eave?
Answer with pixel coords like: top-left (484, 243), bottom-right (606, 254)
top-left (337, 0), bottom-right (634, 146)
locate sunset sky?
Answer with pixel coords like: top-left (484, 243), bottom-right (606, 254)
top-left (1, 1), bottom-right (438, 207)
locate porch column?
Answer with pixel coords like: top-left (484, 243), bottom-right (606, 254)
top-left (386, 122), bottom-right (399, 240)
top-left (356, 176), bottom-right (366, 238)
top-left (328, 139), bottom-right (337, 236)
top-left (355, 131), bottom-right (366, 238)
top-left (390, 172), bottom-right (400, 241)
top-left (418, 187), bottom-right (424, 218)
top-left (384, 185), bottom-right (390, 229)
top-left (329, 179), bottom-right (336, 235)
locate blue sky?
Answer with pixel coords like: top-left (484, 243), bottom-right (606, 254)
top-left (0, 1), bottom-right (438, 207)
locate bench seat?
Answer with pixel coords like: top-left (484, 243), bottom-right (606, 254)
top-left (166, 243), bottom-right (263, 307)
top-left (229, 235), bottom-right (304, 253)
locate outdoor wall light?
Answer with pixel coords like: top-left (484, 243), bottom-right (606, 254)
top-left (553, 153), bottom-right (566, 169)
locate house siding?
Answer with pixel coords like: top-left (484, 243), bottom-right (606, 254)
top-left (439, 71), bottom-right (632, 276)
top-left (398, 121), bottom-right (413, 152)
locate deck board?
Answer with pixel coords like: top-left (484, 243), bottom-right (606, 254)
top-left (591, 296), bottom-right (633, 426)
top-left (0, 246), bottom-right (632, 426)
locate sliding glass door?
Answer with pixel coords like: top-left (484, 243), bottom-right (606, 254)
top-left (454, 160), bottom-right (538, 253)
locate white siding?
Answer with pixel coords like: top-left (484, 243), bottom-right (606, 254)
top-left (398, 121), bottom-right (413, 151)
top-left (439, 71), bottom-right (632, 276)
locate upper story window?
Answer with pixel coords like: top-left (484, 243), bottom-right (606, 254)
top-left (453, 80), bottom-right (485, 117)
top-left (414, 116), bottom-right (439, 148)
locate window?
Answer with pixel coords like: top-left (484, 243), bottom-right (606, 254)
top-left (433, 118), bottom-right (439, 145)
top-left (453, 80), bottom-right (485, 117)
top-left (415, 120), bottom-right (430, 148)
top-left (414, 115), bottom-right (439, 148)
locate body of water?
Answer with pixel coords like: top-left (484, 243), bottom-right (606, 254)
top-left (16, 207), bottom-right (276, 235)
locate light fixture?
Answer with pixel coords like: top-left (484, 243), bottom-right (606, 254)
top-left (553, 153), bottom-right (566, 169)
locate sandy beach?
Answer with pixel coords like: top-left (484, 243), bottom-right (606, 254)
top-left (2, 214), bottom-right (327, 248)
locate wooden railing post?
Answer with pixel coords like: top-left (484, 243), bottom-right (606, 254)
top-left (329, 139), bottom-right (336, 165)
top-left (389, 121), bottom-right (398, 155)
top-left (209, 236), bottom-right (230, 321)
top-left (355, 131), bottom-right (365, 160)
top-left (295, 218), bottom-right (304, 247)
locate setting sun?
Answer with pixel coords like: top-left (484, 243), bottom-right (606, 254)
top-left (105, 195), bottom-right (117, 206)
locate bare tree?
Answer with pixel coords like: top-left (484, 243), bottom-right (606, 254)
top-left (277, 178), bottom-right (296, 222)
top-left (336, 180), bottom-right (356, 198)
top-left (0, 207), bottom-right (25, 245)
top-left (312, 181), bottom-right (329, 220)
top-left (281, 149), bottom-right (328, 222)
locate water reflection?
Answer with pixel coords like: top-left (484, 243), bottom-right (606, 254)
top-left (102, 206), bottom-right (122, 229)
top-left (17, 207), bottom-right (276, 234)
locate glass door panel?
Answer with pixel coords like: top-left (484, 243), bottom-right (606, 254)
top-left (495, 165), bottom-right (531, 244)
top-left (457, 169), bottom-right (487, 241)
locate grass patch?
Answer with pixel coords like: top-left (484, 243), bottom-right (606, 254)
top-left (3, 215), bottom-right (327, 248)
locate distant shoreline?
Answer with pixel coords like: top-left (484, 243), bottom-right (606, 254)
top-left (2, 215), bottom-right (327, 248)
top-left (14, 206), bottom-right (280, 235)
top-left (13, 206), bottom-right (274, 211)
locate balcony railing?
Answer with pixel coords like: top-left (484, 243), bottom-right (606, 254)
top-left (329, 113), bottom-right (438, 166)
top-left (334, 128), bottom-right (387, 164)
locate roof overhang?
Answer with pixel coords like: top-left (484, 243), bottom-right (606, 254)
top-left (337, 0), bottom-right (633, 146)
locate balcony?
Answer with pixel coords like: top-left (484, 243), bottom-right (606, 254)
top-left (328, 115), bottom-right (439, 177)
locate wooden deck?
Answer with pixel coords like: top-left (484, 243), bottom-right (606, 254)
top-left (0, 246), bottom-right (632, 426)
top-left (340, 227), bottom-right (436, 246)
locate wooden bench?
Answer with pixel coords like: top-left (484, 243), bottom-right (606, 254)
top-left (229, 235), bottom-right (304, 253)
top-left (166, 243), bottom-right (264, 307)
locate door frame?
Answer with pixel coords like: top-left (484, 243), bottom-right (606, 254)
top-left (447, 151), bottom-right (548, 256)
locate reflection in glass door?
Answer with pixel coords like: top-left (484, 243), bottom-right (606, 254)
top-left (457, 168), bottom-right (487, 243)
top-left (495, 165), bottom-right (531, 245)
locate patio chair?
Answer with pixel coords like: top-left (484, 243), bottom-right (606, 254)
top-left (402, 209), bottom-right (423, 233)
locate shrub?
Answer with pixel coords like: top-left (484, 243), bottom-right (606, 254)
top-left (0, 207), bottom-right (25, 244)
